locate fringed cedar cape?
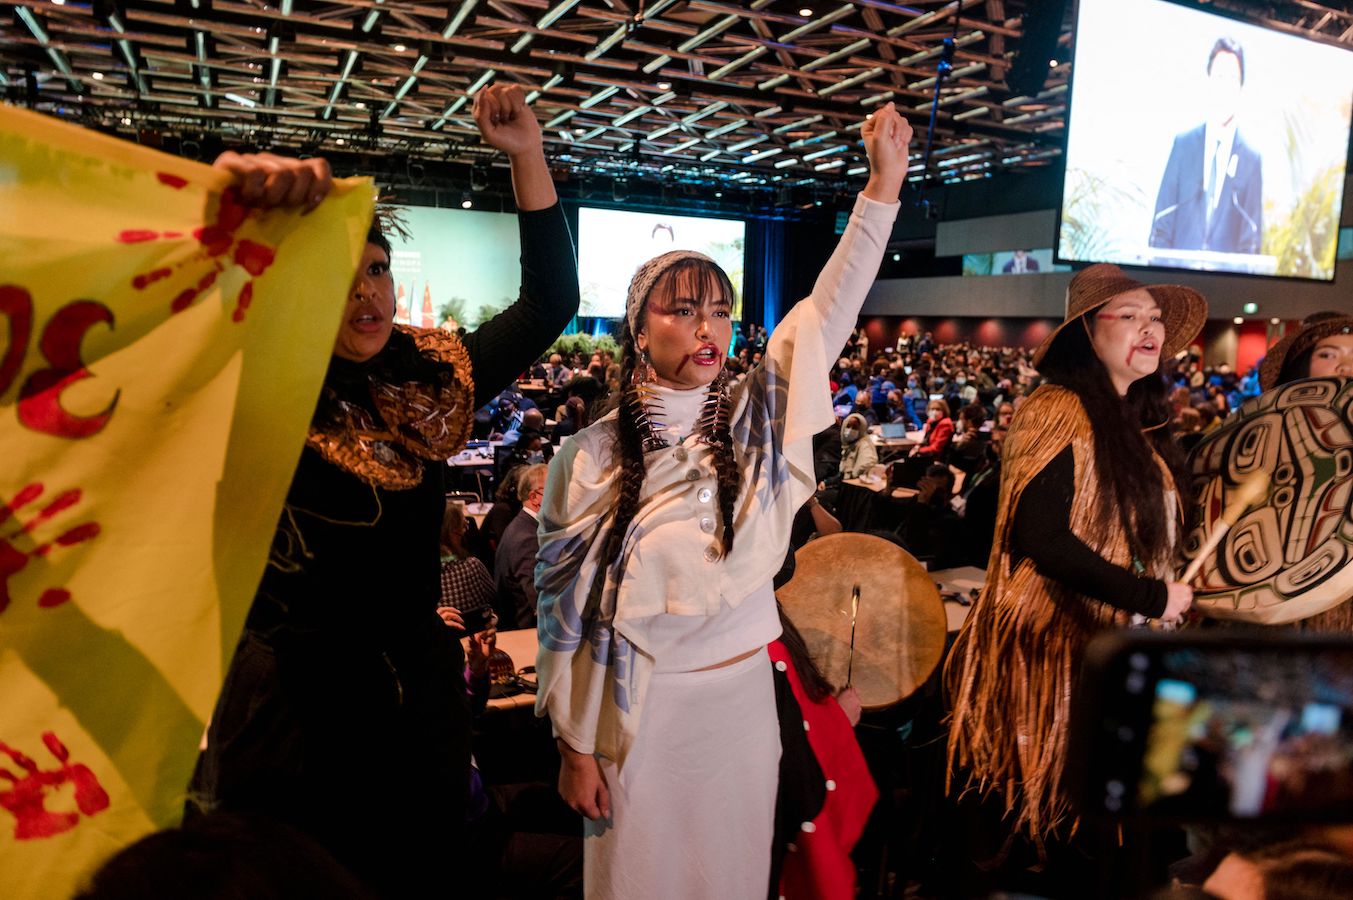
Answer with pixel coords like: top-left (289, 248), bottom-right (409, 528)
top-left (944, 384), bottom-right (1173, 841)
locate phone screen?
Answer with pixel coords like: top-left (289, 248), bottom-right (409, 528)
top-left (1077, 633), bottom-right (1353, 823)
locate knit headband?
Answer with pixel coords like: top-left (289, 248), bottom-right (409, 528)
top-left (625, 249), bottom-right (718, 336)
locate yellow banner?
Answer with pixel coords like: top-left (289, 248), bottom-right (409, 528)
top-left (0, 105), bottom-right (374, 898)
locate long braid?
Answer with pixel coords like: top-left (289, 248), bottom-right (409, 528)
top-left (701, 369), bottom-right (741, 557)
top-left (594, 258), bottom-right (742, 579)
top-left (712, 439), bottom-right (741, 556)
top-left (597, 322), bottom-right (649, 570)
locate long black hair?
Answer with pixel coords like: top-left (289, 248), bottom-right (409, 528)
top-left (1037, 318), bottom-right (1187, 567)
top-left (596, 259), bottom-right (743, 574)
top-left (777, 603), bottom-right (834, 702)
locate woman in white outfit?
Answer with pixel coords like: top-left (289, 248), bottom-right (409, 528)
top-left (534, 104), bottom-right (911, 899)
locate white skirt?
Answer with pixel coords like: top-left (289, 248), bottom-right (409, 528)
top-left (585, 646), bottom-right (780, 900)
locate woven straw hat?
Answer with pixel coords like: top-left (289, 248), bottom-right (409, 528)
top-left (1258, 312), bottom-right (1353, 391)
top-left (1032, 263), bottom-right (1207, 368)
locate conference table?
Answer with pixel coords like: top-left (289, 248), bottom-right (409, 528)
top-left (482, 627), bottom-right (541, 714)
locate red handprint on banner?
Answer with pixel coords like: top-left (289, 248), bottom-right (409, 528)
top-left (120, 182), bottom-right (278, 323)
top-left (0, 732), bottom-right (110, 840)
top-left (0, 483), bottom-right (100, 614)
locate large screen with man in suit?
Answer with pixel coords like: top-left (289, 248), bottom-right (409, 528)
top-left (1058, 0), bottom-right (1353, 281)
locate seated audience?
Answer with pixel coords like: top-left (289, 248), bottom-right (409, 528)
top-left (439, 501), bottom-right (496, 618)
top-left (493, 463), bottom-right (548, 629)
top-left (553, 395), bottom-right (587, 443)
top-left (949, 403), bottom-right (989, 474)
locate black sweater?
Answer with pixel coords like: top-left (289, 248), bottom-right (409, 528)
top-left (209, 203), bottom-right (578, 891)
top-left (1011, 446), bottom-right (1168, 618)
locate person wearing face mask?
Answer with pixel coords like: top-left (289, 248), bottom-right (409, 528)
top-left (534, 104), bottom-right (912, 900)
top-left (187, 84), bottom-right (579, 896)
top-left (953, 372), bottom-right (978, 407)
top-left (837, 412), bottom-right (879, 481)
top-left (946, 264), bottom-right (1205, 875)
top-left (910, 399), bottom-right (955, 461)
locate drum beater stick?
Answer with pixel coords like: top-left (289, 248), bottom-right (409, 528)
top-left (1179, 470), bottom-right (1271, 585)
top-left (845, 584), bottom-right (861, 687)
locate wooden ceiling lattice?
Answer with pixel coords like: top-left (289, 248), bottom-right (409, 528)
top-left (2, 0), bottom-right (1350, 200)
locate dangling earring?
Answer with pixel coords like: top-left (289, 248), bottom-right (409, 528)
top-left (628, 348), bottom-right (667, 452)
top-left (632, 347), bottom-right (656, 388)
top-left (698, 366), bottom-right (732, 450)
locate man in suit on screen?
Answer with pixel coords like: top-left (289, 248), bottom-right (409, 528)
top-left (1150, 37), bottom-right (1262, 255)
top-left (1001, 249), bottom-right (1040, 273)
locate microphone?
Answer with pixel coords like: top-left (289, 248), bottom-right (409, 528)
top-left (1154, 185), bottom-right (1207, 221)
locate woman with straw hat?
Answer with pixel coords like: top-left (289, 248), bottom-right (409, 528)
top-left (1259, 311), bottom-right (1353, 392)
top-left (946, 263), bottom-right (1207, 851)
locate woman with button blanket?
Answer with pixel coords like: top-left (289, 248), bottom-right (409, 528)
top-left (533, 104), bottom-right (911, 899)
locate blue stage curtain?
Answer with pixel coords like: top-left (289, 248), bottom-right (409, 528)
top-left (745, 217), bottom-right (786, 334)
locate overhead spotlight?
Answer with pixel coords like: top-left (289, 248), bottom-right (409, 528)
top-left (1048, 59), bottom-right (1058, 68)
top-left (656, 80), bottom-right (672, 91)
top-left (93, 72), bottom-right (104, 81)
top-left (393, 44), bottom-right (407, 52)
top-left (798, 7), bottom-right (813, 16)
top-left (1242, 301), bottom-right (1258, 314)
top-left (1232, 316), bottom-right (1244, 325)
top-left (1270, 317), bottom-right (1281, 325)
top-left (892, 253), bottom-right (901, 262)
top-left (714, 190), bottom-right (723, 198)
top-left (461, 193), bottom-right (472, 209)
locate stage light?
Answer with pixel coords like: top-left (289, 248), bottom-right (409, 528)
top-left (1232, 317), bottom-right (1244, 325)
top-left (892, 253), bottom-right (901, 262)
top-left (461, 193), bottom-right (472, 209)
top-left (1048, 59), bottom-right (1058, 68)
top-left (798, 7), bottom-right (813, 16)
top-left (93, 72), bottom-right (104, 80)
top-left (656, 81), bottom-right (672, 91)
top-left (1242, 302), bottom-right (1258, 314)
top-left (1270, 317), bottom-right (1281, 325)
top-left (393, 44), bottom-right (407, 52)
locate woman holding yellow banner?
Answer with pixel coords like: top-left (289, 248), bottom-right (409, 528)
top-left (188, 83), bottom-right (578, 897)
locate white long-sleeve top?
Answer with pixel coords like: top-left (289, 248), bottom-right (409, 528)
top-left (534, 193), bottom-right (899, 767)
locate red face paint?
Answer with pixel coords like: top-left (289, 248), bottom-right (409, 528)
top-left (674, 353), bottom-right (691, 376)
top-left (1126, 347), bottom-right (1137, 367)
